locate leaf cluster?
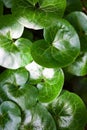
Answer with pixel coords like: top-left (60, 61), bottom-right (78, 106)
top-left (0, 0), bottom-right (87, 129)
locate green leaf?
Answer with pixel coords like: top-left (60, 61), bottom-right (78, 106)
top-left (47, 90), bottom-right (87, 130)
top-left (67, 52), bottom-right (87, 76)
top-left (0, 15), bottom-right (24, 39)
top-left (0, 101), bottom-right (21, 130)
top-left (0, 67), bottom-right (29, 86)
top-left (26, 61), bottom-right (64, 102)
top-left (0, 35), bottom-right (33, 69)
top-left (0, 84), bottom-right (38, 110)
top-left (66, 11), bottom-right (87, 52)
top-left (20, 103), bottom-right (57, 130)
top-left (31, 19), bottom-right (80, 68)
top-left (37, 68), bottom-right (64, 102)
top-left (12, 0), bottom-right (66, 29)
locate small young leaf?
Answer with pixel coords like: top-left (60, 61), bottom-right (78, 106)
top-left (0, 35), bottom-right (33, 69)
top-left (48, 90), bottom-right (87, 130)
top-left (0, 101), bottom-right (21, 130)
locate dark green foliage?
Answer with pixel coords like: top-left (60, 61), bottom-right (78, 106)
top-left (0, 0), bottom-right (87, 129)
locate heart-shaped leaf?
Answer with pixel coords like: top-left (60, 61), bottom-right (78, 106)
top-left (37, 68), bottom-right (64, 102)
top-left (0, 67), bottom-right (29, 86)
top-left (26, 61), bottom-right (64, 102)
top-left (20, 103), bottom-right (57, 130)
top-left (67, 52), bottom-right (87, 76)
top-left (0, 84), bottom-right (38, 110)
top-left (31, 19), bottom-right (80, 68)
top-left (0, 101), bottom-right (21, 130)
top-left (47, 90), bottom-right (87, 130)
top-left (0, 14), bottom-right (24, 39)
top-left (0, 35), bottom-right (33, 69)
top-left (12, 0), bottom-right (66, 29)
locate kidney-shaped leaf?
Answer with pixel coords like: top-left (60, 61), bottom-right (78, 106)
top-left (47, 90), bottom-right (87, 130)
top-left (0, 35), bottom-right (33, 69)
top-left (12, 0), bottom-right (66, 29)
top-left (0, 84), bottom-right (38, 110)
top-left (0, 14), bottom-right (24, 39)
top-left (20, 103), bottom-right (57, 130)
top-left (31, 19), bottom-right (80, 68)
top-left (0, 101), bottom-right (21, 130)
top-left (26, 61), bottom-right (64, 102)
top-left (0, 67), bottom-right (29, 86)
top-left (37, 68), bottom-right (64, 103)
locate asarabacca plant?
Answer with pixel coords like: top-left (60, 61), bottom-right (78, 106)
top-left (0, 0), bottom-right (87, 130)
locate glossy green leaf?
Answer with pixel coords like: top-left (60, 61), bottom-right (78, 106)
top-left (12, 0), bottom-right (66, 29)
top-left (47, 90), bottom-right (87, 130)
top-left (37, 68), bottom-right (64, 102)
top-left (0, 14), bottom-right (24, 39)
top-left (20, 103), bottom-right (57, 130)
top-left (0, 101), bottom-right (21, 130)
top-left (0, 67), bottom-right (29, 86)
top-left (0, 84), bottom-right (38, 110)
top-left (31, 19), bottom-right (80, 68)
top-left (66, 11), bottom-right (87, 52)
top-left (0, 35), bottom-right (33, 69)
top-left (26, 61), bottom-right (64, 102)
top-left (67, 52), bottom-right (87, 76)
